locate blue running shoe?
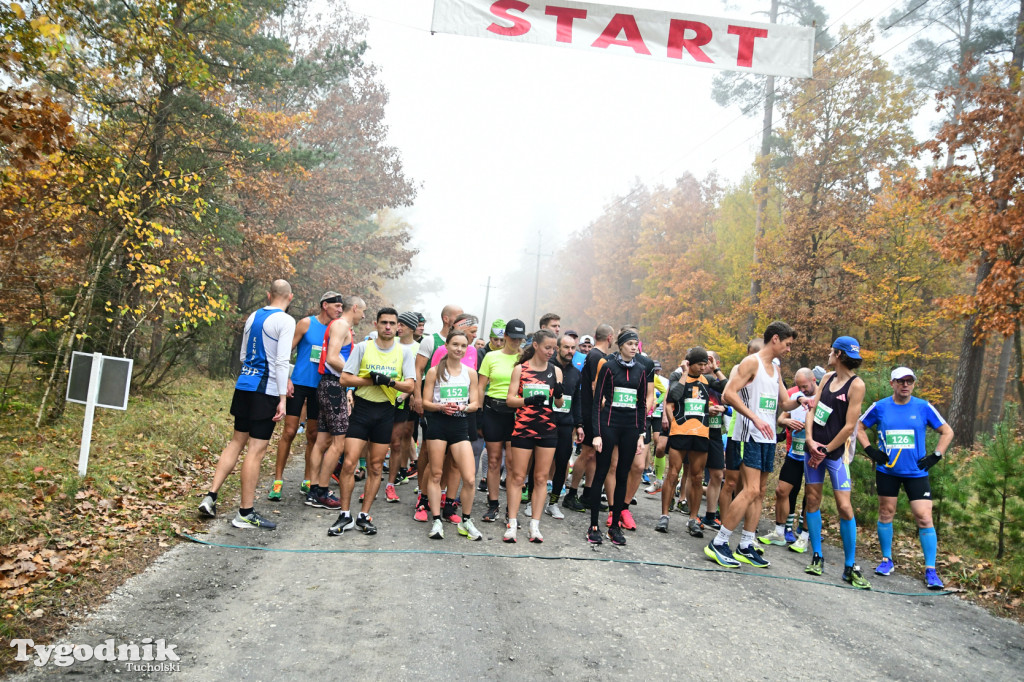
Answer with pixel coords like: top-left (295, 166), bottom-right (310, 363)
top-left (784, 529), bottom-right (797, 544)
top-left (704, 541), bottom-right (740, 568)
top-left (924, 568), bottom-right (944, 590)
top-left (875, 557), bottom-right (894, 576)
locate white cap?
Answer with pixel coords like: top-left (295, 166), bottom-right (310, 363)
top-left (581, 335), bottom-right (594, 344)
top-left (890, 366), bottom-right (916, 381)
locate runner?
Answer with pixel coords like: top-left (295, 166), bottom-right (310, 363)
top-left (384, 311), bottom-right (423, 504)
top-left (643, 360), bottom-right (669, 496)
top-left (304, 295), bottom-right (365, 509)
top-left (858, 367), bottom-right (954, 590)
top-left (267, 291), bottom-right (342, 501)
top-left (563, 324), bottom-right (614, 513)
top-left (702, 350), bottom-right (730, 530)
top-left (547, 333), bottom-right (583, 520)
top-left (420, 330), bottom-right (483, 541)
top-left (578, 335), bottom-right (594, 355)
top-left (327, 308), bottom-right (417, 536)
top-left (504, 328), bottom-right (564, 542)
top-left (705, 322), bottom-right (805, 568)
top-left (803, 337), bottom-right (871, 589)
top-left (478, 318), bottom-right (505, 365)
top-left (538, 313), bottom-right (561, 336)
top-left (588, 329), bottom-right (654, 545)
top-left (478, 319), bottom-right (526, 522)
top-left (199, 280), bottom-right (295, 530)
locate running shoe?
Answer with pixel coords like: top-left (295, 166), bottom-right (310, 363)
top-left (267, 480), bottom-right (283, 501)
top-left (563, 495), bottom-right (587, 513)
top-left (630, 497), bottom-right (638, 506)
top-left (528, 522), bottom-right (543, 543)
top-left (356, 514), bottom-right (377, 535)
top-left (733, 545), bottom-right (770, 568)
top-left (674, 499), bottom-right (689, 515)
top-left (790, 535), bottom-right (810, 553)
top-left (429, 518), bottom-right (444, 540)
top-left (458, 518), bottom-right (482, 541)
top-left (587, 526), bottom-right (603, 544)
top-left (924, 568), bottom-right (944, 590)
top-left (545, 503), bottom-right (565, 519)
top-left (546, 481), bottom-right (553, 494)
top-left (477, 479), bottom-right (488, 493)
top-left (331, 461), bottom-right (342, 485)
top-left (499, 475), bottom-right (506, 490)
top-left (443, 500), bottom-right (462, 524)
top-left (620, 509), bottom-right (637, 531)
top-left (525, 503), bottom-right (532, 517)
top-left (503, 519), bottom-right (518, 543)
top-left (482, 503), bottom-right (500, 523)
top-left (644, 480), bottom-right (663, 495)
top-left (354, 466), bottom-right (366, 482)
top-left (521, 489), bottom-right (529, 502)
top-left (232, 510), bottom-right (277, 530)
top-left (608, 526), bottom-right (627, 546)
top-left (758, 530), bottom-right (788, 546)
top-left (385, 484), bottom-right (400, 503)
top-left (875, 557), bottom-right (894, 576)
top-left (311, 490), bottom-right (341, 509)
top-left (303, 490), bottom-right (319, 507)
top-left (703, 514), bottom-right (721, 531)
top-left (843, 564), bottom-right (871, 590)
top-left (327, 513), bottom-right (355, 536)
top-left (394, 467), bottom-right (409, 485)
top-left (300, 480), bottom-right (310, 495)
top-left (687, 518), bottom-right (705, 538)
top-left (805, 552), bottom-right (824, 576)
top-left (642, 469), bottom-right (652, 484)
top-left (406, 462), bottom-right (418, 479)
top-left (705, 541), bottom-right (741, 567)
top-left (784, 529), bottom-right (797, 544)
top-left (655, 515), bottom-right (669, 533)
top-left (606, 512), bottom-right (614, 527)
top-left (198, 495), bottom-right (217, 518)
top-left (414, 495), bottom-right (429, 522)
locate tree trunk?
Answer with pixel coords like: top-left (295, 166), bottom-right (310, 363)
top-left (947, 256), bottom-right (992, 446)
top-left (1015, 319), bottom-right (1024, 407)
top-left (988, 334), bottom-right (1014, 429)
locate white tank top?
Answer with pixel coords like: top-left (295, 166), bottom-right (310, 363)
top-left (433, 362), bottom-right (471, 417)
top-left (733, 356), bottom-right (779, 444)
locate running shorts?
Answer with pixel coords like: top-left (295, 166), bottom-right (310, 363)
top-left (875, 470), bottom-right (931, 501)
top-left (424, 412), bottom-right (470, 445)
top-left (286, 382), bottom-right (320, 420)
top-left (778, 455), bottom-right (805, 487)
top-left (739, 440), bottom-right (777, 473)
top-left (668, 434), bottom-right (709, 454)
top-left (804, 456), bottom-right (851, 491)
top-left (229, 388), bottom-right (279, 440)
top-left (316, 374), bottom-right (349, 436)
top-left (511, 435), bottom-right (559, 450)
top-left (347, 396), bottom-right (395, 445)
top-left (706, 432), bottom-right (725, 470)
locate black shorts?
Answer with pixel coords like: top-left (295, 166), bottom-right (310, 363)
top-left (668, 434), bottom-right (709, 454)
top-left (511, 434), bottom-right (559, 449)
top-left (644, 419), bottom-right (655, 445)
top-left (424, 412), bottom-right (470, 445)
top-left (876, 470), bottom-right (932, 501)
top-left (725, 439), bottom-right (742, 471)
top-left (393, 399), bottom-right (416, 424)
top-left (482, 402), bottom-right (515, 443)
top-left (706, 432), bottom-right (725, 470)
top-left (229, 388), bottom-right (279, 440)
top-left (779, 455), bottom-right (805, 487)
top-left (347, 396), bottom-right (395, 445)
top-left (316, 374), bottom-right (349, 436)
top-left (286, 382), bottom-right (320, 420)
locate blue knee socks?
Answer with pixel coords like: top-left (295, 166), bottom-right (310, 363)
top-left (877, 521), bottom-right (893, 559)
top-left (840, 517), bottom-right (857, 567)
top-left (919, 527), bottom-right (937, 567)
top-left (807, 510), bottom-right (822, 555)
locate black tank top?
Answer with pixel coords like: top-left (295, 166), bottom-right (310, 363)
top-left (811, 372), bottom-right (855, 460)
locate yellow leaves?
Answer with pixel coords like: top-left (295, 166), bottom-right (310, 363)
top-left (10, 3), bottom-right (25, 20)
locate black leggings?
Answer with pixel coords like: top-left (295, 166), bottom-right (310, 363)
top-left (550, 425), bottom-right (574, 503)
top-left (589, 424), bottom-right (641, 528)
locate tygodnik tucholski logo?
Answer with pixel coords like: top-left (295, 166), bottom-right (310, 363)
top-left (10, 637), bottom-right (181, 671)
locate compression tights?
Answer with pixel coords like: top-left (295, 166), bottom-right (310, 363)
top-left (588, 424), bottom-right (641, 528)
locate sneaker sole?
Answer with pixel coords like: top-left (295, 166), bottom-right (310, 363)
top-left (587, 535), bottom-right (603, 545)
top-left (327, 519), bottom-right (356, 536)
top-left (703, 545), bottom-right (740, 568)
top-left (198, 507), bottom-right (216, 518)
top-left (733, 553), bottom-right (770, 568)
top-left (457, 529), bottom-right (482, 541)
top-left (805, 567), bottom-right (823, 576)
top-left (231, 519), bottom-right (275, 530)
top-left (386, 498), bottom-right (401, 503)
top-left (529, 536), bottom-right (543, 543)
top-left (844, 580), bottom-right (871, 590)
top-left (429, 533), bottom-right (443, 539)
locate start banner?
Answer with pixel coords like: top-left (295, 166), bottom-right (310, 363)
top-left (431, 0), bottom-right (815, 78)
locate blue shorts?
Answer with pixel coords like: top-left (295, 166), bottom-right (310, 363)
top-left (739, 440), bottom-right (776, 473)
top-left (804, 456), bottom-right (852, 491)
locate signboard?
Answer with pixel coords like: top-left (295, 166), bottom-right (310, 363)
top-left (431, 0), bottom-right (815, 78)
top-left (65, 352), bottom-right (134, 476)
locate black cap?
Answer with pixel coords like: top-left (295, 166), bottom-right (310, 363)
top-left (565, 329), bottom-right (579, 338)
top-left (505, 319), bottom-right (526, 340)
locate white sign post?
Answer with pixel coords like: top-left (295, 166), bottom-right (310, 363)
top-left (66, 352), bottom-right (133, 477)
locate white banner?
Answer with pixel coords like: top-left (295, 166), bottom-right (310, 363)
top-left (431, 0), bottom-right (815, 78)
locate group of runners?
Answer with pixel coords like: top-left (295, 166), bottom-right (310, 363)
top-left (198, 279), bottom-right (954, 590)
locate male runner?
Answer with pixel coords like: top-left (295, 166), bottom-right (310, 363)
top-left (858, 366), bottom-right (953, 589)
top-left (304, 295), bottom-right (365, 509)
top-left (705, 321), bottom-right (806, 568)
top-left (548, 333), bottom-right (584, 519)
top-left (803, 336), bottom-right (871, 589)
top-left (199, 280), bottom-right (295, 530)
top-left (328, 308), bottom-right (417, 536)
top-left (384, 311), bottom-right (423, 503)
top-left (578, 335), bottom-right (594, 354)
top-left (701, 350), bottom-right (730, 530)
top-left (539, 313), bottom-right (561, 336)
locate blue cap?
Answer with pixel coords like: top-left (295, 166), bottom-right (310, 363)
top-left (832, 336), bottom-right (862, 360)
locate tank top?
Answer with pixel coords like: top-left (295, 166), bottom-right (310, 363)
top-left (733, 356), bottom-right (779, 444)
top-left (512, 361), bottom-right (558, 438)
top-left (318, 320), bottom-right (354, 377)
top-left (353, 340), bottom-right (405, 404)
top-left (433, 361), bottom-right (471, 418)
top-left (811, 372), bottom-right (856, 460)
top-left (669, 374), bottom-right (712, 438)
top-left (292, 316), bottom-right (327, 388)
top-left (236, 307), bottom-right (286, 394)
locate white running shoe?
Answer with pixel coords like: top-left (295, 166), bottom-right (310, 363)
top-left (545, 502), bottom-right (565, 519)
top-left (644, 480), bottom-right (663, 495)
top-left (529, 520), bottom-right (543, 543)
top-left (758, 530), bottom-right (788, 546)
top-left (503, 519), bottom-right (518, 543)
top-left (429, 518), bottom-right (444, 539)
top-left (789, 534), bottom-right (810, 553)
top-left (457, 518), bottom-right (482, 541)
top-left (525, 503), bottom-right (532, 517)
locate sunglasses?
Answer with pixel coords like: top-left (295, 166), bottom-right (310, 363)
top-left (893, 378), bottom-right (915, 385)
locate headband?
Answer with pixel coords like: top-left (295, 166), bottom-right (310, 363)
top-left (617, 330), bottom-right (639, 346)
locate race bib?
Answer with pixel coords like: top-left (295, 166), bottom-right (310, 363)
top-left (792, 437), bottom-right (806, 454)
top-left (309, 345), bottom-right (322, 363)
top-left (552, 396), bottom-right (572, 413)
top-left (611, 387), bottom-right (637, 408)
top-left (813, 402), bottom-right (833, 426)
top-left (884, 429), bottom-right (915, 450)
top-left (652, 405), bottom-right (663, 418)
top-left (758, 393), bottom-right (778, 413)
top-left (523, 383), bottom-right (550, 406)
top-left (683, 398), bottom-right (706, 418)
top-left (438, 384), bottom-right (469, 404)
top-left (708, 413), bottom-right (723, 429)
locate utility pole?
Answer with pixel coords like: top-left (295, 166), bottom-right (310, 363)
top-left (480, 275), bottom-right (496, 336)
top-left (526, 230), bottom-right (553, 328)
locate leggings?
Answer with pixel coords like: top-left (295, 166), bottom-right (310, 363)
top-left (589, 424), bottom-right (641, 528)
top-left (550, 425), bottom-right (575, 502)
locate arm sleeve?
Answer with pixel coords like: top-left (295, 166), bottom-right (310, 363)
top-left (667, 380), bottom-right (686, 403)
top-left (343, 342), bottom-right (364, 375)
top-left (272, 315), bottom-right (295, 396)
